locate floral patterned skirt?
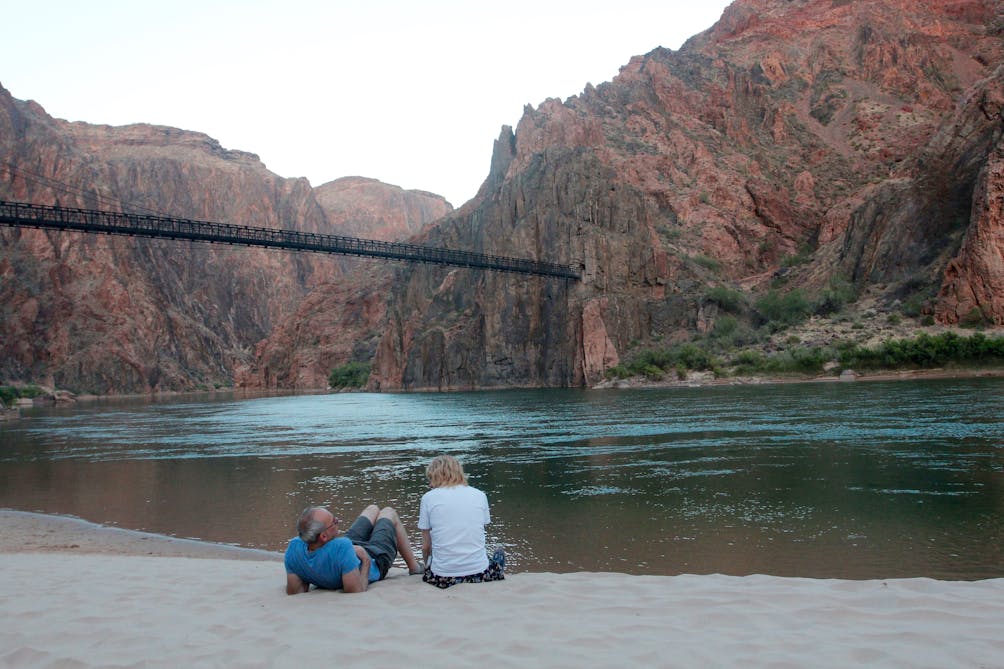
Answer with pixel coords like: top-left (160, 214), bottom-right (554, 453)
top-left (422, 548), bottom-right (506, 589)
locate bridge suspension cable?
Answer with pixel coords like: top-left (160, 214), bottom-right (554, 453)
top-left (0, 199), bottom-right (581, 280)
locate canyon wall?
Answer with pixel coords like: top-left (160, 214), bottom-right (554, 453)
top-left (0, 88), bottom-right (449, 393)
top-left (367, 0), bottom-right (1004, 390)
top-left (3, 0), bottom-right (1002, 394)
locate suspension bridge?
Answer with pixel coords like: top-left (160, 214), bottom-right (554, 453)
top-left (0, 199), bottom-right (581, 280)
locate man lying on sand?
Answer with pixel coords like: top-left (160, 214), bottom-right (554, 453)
top-left (284, 504), bottom-right (423, 594)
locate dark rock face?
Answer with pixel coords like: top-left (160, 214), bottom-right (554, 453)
top-left (934, 73), bottom-right (1004, 325)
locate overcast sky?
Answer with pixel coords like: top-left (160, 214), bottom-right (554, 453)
top-left (3, 0), bottom-right (731, 206)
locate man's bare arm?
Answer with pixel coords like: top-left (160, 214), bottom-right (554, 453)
top-left (341, 546), bottom-right (371, 593)
top-left (286, 572), bottom-right (309, 595)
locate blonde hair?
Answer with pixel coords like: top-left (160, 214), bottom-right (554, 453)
top-left (426, 455), bottom-right (468, 488)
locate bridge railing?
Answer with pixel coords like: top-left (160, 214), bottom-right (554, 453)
top-left (0, 200), bottom-right (580, 280)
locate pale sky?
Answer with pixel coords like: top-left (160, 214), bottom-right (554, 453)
top-left (3, 0), bottom-right (731, 207)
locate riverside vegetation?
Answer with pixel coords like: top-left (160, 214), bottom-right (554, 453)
top-left (607, 330), bottom-right (1004, 382)
top-left (604, 284), bottom-right (1004, 384)
top-left (328, 361), bottom-right (371, 390)
top-left (0, 385), bottom-right (46, 409)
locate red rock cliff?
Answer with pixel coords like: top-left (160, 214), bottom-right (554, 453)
top-left (368, 0), bottom-right (1004, 390)
top-left (0, 88), bottom-right (449, 393)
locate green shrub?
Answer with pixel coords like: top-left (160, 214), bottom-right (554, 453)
top-left (781, 243), bottom-right (813, 268)
top-left (0, 385), bottom-right (48, 407)
top-left (902, 294), bottom-right (927, 317)
top-left (329, 361), bottom-right (371, 389)
top-left (790, 347), bottom-right (833, 374)
top-left (0, 386), bottom-right (17, 408)
top-left (629, 349), bottom-right (675, 373)
top-left (838, 332), bottom-right (1004, 370)
top-left (755, 289), bottom-right (812, 329)
top-left (619, 341), bottom-right (722, 378)
top-left (642, 364), bottom-right (664, 381)
top-left (676, 344), bottom-right (715, 371)
top-left (705, 286), bottom-right (748, 313)
top-left (734, 350), bottom-right (765, 366)
top-left (712, 316), bottom-right (739, 339)
top-left (763, 351), bottom-right (798, 374)
top-left (814, 278), bottom-right (856, 315)
top-left (731, 350), bottom-right (767, 374)
top-left (693, 255), bottom-right (722, 273)
top-left (609, 332), bottom-right (1004, 382)
top-left (605, 365), bottom-right (632, 380)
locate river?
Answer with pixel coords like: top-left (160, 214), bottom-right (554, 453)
top-left (1, 377), bottom-right (1002, 579)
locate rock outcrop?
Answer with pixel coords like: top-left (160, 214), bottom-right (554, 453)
top-left (935, 74), bottom-right (1004, 325)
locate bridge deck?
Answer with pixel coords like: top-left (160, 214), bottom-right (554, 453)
top-left (0, 200), bottom-right (580, 280)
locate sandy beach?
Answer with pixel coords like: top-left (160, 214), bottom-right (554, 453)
top-left (2, 511), bottom-right (1004, 668)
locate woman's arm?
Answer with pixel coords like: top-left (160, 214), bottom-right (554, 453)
top-left (421, 529), bottom-right (432, 564)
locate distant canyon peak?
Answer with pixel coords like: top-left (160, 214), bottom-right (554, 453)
top-left (2, 0), bottom-right (1003, 394)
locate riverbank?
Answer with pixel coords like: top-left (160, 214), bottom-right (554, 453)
top-left (4, 319), bottom-right (1002, 403)
top-left (594, 363), bottom-right (1004, 390)
top-left (2, 511), bottom-right (1004, 668)
top-left (6, 364), bottom-right (1004, 408)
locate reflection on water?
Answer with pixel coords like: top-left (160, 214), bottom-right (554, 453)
top-left (1, 378), bottom-right (1003, 579)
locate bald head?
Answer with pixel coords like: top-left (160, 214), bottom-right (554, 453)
top-left (296, 506), bottom-right (332, 543)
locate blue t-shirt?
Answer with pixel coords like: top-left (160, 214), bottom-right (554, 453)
top-left (284, 536), bottom-right (380, 589)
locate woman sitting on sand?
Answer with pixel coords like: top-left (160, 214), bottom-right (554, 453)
top-left (418, 454), bottom-right (505, 588)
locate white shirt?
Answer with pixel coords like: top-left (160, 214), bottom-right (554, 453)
top-left (418, 484), bottom-right (491, 577)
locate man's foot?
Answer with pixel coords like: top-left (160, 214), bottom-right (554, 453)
top-left (409, 560), bottom-right (425, 575)
top-left (491, 548), bottom-right (506, 572)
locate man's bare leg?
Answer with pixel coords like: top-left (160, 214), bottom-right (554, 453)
top-left (357, 504), bottom-right (380, 526)
top-left (377, 506), bottom-right (421, 573)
